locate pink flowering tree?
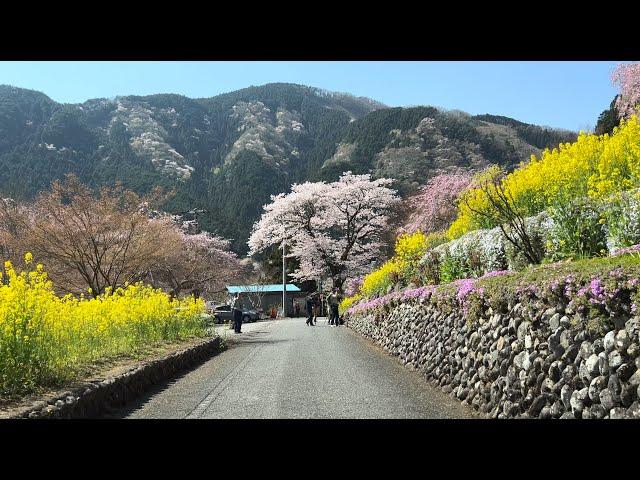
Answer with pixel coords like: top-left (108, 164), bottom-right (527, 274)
top-left (150, 230), bottom-right (246, 299)
top-left (344, 276), bottom-right (364, 296)
top-left (248, 172), bottom-right (400, 291)
top-left (399, 170), bottom-right (473, 235)
top-left (612, 63), bottom-right (640, 120)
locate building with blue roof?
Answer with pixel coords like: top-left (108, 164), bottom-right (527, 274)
top-left (226, 284), bottom-right (301, 294)
top-left (225, 284), bottom-right (306, 317)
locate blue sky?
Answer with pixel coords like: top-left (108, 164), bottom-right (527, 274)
top-left (0, 61), bottom-right (621, 131)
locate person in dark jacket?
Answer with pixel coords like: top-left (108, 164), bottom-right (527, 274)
top-left (305, 294), bottom-right (314, 326)
top-left (312, 293), bottom-right (321, 325)
top-left (230, 293), bottom-right (243, 333)
top-left (327, 288), bottom-right (341, 326)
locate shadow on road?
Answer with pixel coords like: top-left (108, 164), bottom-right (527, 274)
top-left (226, 338), bottom-right (289, 346)
top-left (99, 334), bottom-right (288, 418)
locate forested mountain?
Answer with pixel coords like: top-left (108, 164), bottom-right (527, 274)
top-left (320, 108), bottom-right (576, 195)
top-left (594, 96), bottom-right (621, 135)
top-left (0, 83), bottom-right (576, 253)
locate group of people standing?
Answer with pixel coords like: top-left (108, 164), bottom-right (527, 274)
top-left (229, 288), bottom-right (343, 334)
top-left (304, 288), bottom-right (342, 326)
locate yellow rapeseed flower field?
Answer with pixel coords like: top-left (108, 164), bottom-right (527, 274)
top-left (0, 254), bottom-right (206, 396)
top-left (339, 293), bottom-right (361, 315)
top-left (357, 231), bottom-right (431, 301)
top-left (347, 117), bottom-right (640, 311)
top-left (448, 115), bottom-right (640, 239)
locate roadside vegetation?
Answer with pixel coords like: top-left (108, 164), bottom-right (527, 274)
top-left (0, 177), bottom-right (246, 399)
top-left (342, 64), bottom-right (640, 325)
top-left (0, 254), bottom-right (206, 397)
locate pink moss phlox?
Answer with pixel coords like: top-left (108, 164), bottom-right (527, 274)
top-left (401, 285), bottom-right (437, 300)
top-left (454, 278), bottom-right (476, 302)
top-left (348, 261), bottom-right (640, 318)
top-left (612, 244), bottom-right (640, 257)
top-left (480, 269), bottom-right (511, 279)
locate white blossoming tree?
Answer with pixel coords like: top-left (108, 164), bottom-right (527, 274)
top-left (248, 172), bottom-right (400, 291)
top-left (151, 230), bottom-right (247, 299)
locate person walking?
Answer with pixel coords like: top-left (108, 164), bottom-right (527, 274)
top-left (305, 294), bottom-right (315, 326)
top-left (327, 288), bottom-right (341, 326)
top-left (230, 293), bottom-right (243, 333)
top-left (313, 292), bottom-right (322, 325)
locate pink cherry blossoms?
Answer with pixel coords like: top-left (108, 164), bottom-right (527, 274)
top-left (612, 63), bottom-right (640, 120)
top-left (344, 276), bottom-right (364, 297)
top-left (399, 170), bottom-right (473, 235)
top-left (248, 172), bottom-right (400, 289)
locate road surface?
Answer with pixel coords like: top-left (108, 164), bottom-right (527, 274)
top-left (109, 317), bottom-right (475, 419)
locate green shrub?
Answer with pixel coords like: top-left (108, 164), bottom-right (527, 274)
top-left (439, 250), bottom-right (466, 283)
top-left (432, 226), bottom-right (508, 277)
top-left (604, 189), bottom-right (640, 252)
top-left (419, 250), bottom-right (441, 285)
top-left (424, 231), bottom-right (449, 250)
top-left (546, 197), bottom-right (607, 260)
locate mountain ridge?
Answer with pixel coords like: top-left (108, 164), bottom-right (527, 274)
top-left (0, 82), bottom-right (577, 253)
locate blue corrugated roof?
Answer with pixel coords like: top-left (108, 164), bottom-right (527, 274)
top-left (226, 284), bottom-right (301, 293)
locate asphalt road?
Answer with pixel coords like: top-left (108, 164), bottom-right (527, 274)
top-left (111, 317), bottom-right (475, 419)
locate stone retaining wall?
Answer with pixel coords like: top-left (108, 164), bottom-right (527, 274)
top-left (347, 301), bottom-right (640, 419)
top-left (6, 336), bottom-right (224, 419)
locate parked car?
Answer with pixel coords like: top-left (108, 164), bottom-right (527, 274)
top-left (205, 301), bottom-right (217, 313)
top-left (212, 304), bottom-right (261, 324)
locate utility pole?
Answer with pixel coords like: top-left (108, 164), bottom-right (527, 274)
top-left (282, 239), bottom-right (286, 318)
top-left (318, 275), bottom-right (323, 317)
top-left (282, 169), bottom-right (289, 318)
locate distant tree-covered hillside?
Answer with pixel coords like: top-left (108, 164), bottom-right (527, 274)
top-left (321, 107), bottom-right (577, 195)
top-left (0, 82), bottom-right (577, 254)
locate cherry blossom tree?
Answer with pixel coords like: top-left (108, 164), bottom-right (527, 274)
top-left (612, 63), bottom-right (640, 120)
top-left (6, 176), bottom-right (177, 297)
top-left (344, 276), bottom-right (364, 296)
top-left (150, 230), bottom-right (246, 299)
top-left (248, 172), bottom-right (399, 291)
top-left (0, 198), bottom-right (26, 263)
top-left (0, 177), bottom-right (243, 300)
top-left (398, 169), bottom-right (473, 235)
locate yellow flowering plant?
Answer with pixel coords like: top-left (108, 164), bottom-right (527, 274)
top-left (360, 260), bottom-right (400, 298)
top-left (448, 116), bottom-right (640, 239)
top-left (352, 231), bottom-right (433, 304)
top-left (394, 231), bottom-right (430, 284)
top-left (339, 293), bottom-right (361, 315)
top-left (0, 255), bottom-right (206, 396)
top-left (343, 117), bottom-right (640, 314)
